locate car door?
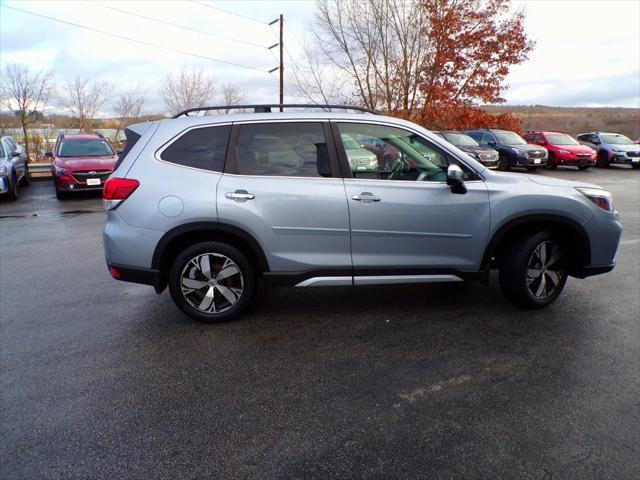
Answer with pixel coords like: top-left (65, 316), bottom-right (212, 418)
top-left (7, 138), bottom-right (26, 181)
top-left (217, 121), bottom-right (352, 283)
top-left (333, 121), bottom-right (490, 283)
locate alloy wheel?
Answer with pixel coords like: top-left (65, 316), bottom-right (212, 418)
top-left (180, 253), bottom-right (244, 313)
top-left (526, 241), bottom-right (565, 299)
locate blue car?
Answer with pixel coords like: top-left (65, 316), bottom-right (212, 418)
top-left (0, 135), bottom-right (29, 201)
top-left (464, 129), bottom-right (547, 172)
top-left (577, 132), bottom-right (640, 169)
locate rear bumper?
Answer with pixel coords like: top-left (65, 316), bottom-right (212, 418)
top-left (572, 264), bottom-right (615, 278)
top-left (108, 263), bottom-right (162, 289)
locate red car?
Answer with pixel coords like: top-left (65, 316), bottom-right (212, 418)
top-left (523, 131), bottom-right (596, 170)
top-left (46, 132), bottom-right (118, 199)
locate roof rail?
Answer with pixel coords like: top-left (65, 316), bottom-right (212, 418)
top-left (172, 104), bottom-right (380, 118)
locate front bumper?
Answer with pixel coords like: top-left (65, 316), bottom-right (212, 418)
top-left (610, 153), bottom-right (640, 165)
top-left (55, 172), bottom-right (111, 191)
top-left (556, 155), bottom-right (595, 166)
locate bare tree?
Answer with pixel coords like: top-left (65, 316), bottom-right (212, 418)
top-left (162, 66), bottom-right (216, 116)
top-left (219, 83), bottom-right (245, 113)
top-left (113, 87), bottom-right (146, 141)
top-left (0, 64), bottom-right (55, 161)
top-left (61, 76), bottom-right (113, 131)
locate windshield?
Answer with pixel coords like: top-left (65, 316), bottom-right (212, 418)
top-left (59, 139), bottom-right (114, 157)
top-left (341, 135), bottom-right (361, 150)
top-left (494, 131), bottom-right (526, 145)
top-left (600, 134), bottom-right (633, 145)
top-left (442, 133), bottom-right (479, 147)
top-left (546, 134), bottom-right (579, 145)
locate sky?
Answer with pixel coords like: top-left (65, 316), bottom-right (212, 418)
top-left (1, 0), bottom-right (639, 116)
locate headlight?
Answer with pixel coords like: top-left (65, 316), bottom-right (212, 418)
top-left (558, 149), bottom-right (571, 155)
top-left (54, 164), bottom-right (69, 175)
top-left (576, 187), bottom-right (614, 212)
top-left (511, 148), bottom-right (525, 156)
top-left (0, 166), bottom-right (6, 176)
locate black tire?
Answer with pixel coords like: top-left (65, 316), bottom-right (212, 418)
top-left (497, 154), bottom-right (510, 171)
top-left (632, 163), bottom-right (640, 170)
top-left (6, 174), bottom-right (18, 201)
top-left (577, 165), bottom-right (590, 170)
top-left (545, 153), bottom-right (558, 169)
top-left (168, 241), bottom-right (255, 323)
top-left (54, 181), bottom-right (66, 200)
top-left (499, 230), bottom-right (568, 309)
top-left (596, 150), bottom-right (609, 168)
top-left (19, 165), bottom-right (30, 186)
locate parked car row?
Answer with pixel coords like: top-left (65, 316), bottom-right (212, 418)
top-left (433, 129), bottom-right (640, 172)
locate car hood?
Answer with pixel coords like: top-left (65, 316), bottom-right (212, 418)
top-left (458, 145), bottom-right (497, 155)
top-left (607, 144), bottom-right (640, 153)
top-left (55, 156), bottom-right (117, 170)
top-left (508, 144), bottom-right (546, 153)
top-left (552, 145), bottom-right (594, 153)
top-left (524, 174), bottom-right (601, 190)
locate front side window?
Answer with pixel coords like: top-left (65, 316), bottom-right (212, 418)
top-left (160, 125), bottom-right (230, 171)
top-left (480, 133), bottom-right (495, 145)
top-left (236, 122), bottom-right (330, 177)
top-left (58, 139), bottom-right (114, 157)
top-left (337, 122), bottom-right (476, 182)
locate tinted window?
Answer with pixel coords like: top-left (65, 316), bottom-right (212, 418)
top-left (337, 123), bottom-right (477, 182)
top-left (236, 123), bottom-right (330, 177)
top-left (59, 139), bottom-right (114, 157)
top-left (161, 125), bottom-right (231, 171)
top-left (0, 140), bottom-right (5, 157)
top-left (480, 133), bottom-right (495, 145)
top-left (114, 128), bottom-right (141, 170)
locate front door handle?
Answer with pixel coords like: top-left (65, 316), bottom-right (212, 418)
top-left (352, 192), bottom-right (381, 203)
top-left (225, 189), bottom-right (256, 201)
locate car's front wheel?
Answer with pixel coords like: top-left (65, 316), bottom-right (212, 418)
top-left (497, 154), bottom-right (510, 171)
top-left (596, 151), bottom-right (609, 168)
top-left (499, 231), bottom-right (568, 309)
top-left (168, 242), bottom-right (255, 323)
top-left (545, 152), bottom-right (558, 169)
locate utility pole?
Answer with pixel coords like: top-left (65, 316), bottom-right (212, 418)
top-left (279, 14), bottom-right (284, 111)
top-left (268, 14), bottom-right (284, 111)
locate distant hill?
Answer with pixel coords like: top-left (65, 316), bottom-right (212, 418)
top-left (483, 106), bottom-right (640, 139)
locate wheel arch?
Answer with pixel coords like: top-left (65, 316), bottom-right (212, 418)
top-left (152, 222), bottom-right (270, 292)
top-left (481, 214), bottom-right (591, 276)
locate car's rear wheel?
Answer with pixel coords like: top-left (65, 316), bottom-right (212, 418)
top-left (497, 154), bottom-right (510, 171)
top-left (168, 241), bottom-right (255, 323)
top-left (545, 152), bottom-right (558, 169)
top-left (596, 151), bottom-right (609, 168)
top-left (499, 231), bottom-right (568, 309)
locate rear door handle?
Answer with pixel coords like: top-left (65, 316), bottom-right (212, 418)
top-left (225, 189), bottom-right (255, 201)
top-left (352, 192), bottom-right (381, 203)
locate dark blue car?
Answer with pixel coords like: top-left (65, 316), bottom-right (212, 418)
top-left (465, 129), bottom-right (547, 172)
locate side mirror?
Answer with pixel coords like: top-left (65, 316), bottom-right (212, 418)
top-left (44, 152), bottom-right (53, 158)
top-left (11, 151), bottom-right (20, 157)
top-left (447, 164), bottom-right (467, 194)
top-left (488, 141), bottom-right (496, 147)
top-left (593, 140), bottom-right (601, 145)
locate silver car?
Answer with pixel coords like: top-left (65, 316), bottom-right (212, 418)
top-left (102, 105), bottom-right (622, 323)
top-left (0, 135), bottom-right (29, 201)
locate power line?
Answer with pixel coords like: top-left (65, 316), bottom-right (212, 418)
top-left (189, 0), bottom-right (268, 25)
top-left (100, 4), bottom-right (268, 50)
top-left (1, 4), bottom-right (269, 73)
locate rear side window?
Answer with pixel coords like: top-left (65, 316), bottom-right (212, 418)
top-left (114, 128), bottom-right (141, 170)
top-left (160, 125), bottom-right (231, 172)
top-left (235, 122), bottom-right (331, 177)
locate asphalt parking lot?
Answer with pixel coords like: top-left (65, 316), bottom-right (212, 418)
top-left (1, 167), bottom-right (639, 479)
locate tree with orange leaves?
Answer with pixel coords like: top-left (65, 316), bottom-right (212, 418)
top-left (299, 0), bottom-right (534, 131)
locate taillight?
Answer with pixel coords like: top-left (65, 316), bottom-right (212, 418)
top-left (103, 177), bottom-right (139, 210)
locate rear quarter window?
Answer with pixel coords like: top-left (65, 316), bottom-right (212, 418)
top-left (160, 125), bottom-right (231, 172)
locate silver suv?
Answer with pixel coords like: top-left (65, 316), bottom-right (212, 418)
top-left (103, 105), bottom-right (622, 323)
